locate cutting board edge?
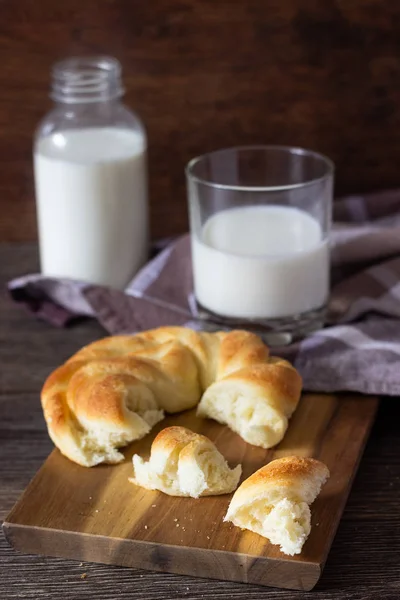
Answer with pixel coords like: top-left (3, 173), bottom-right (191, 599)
top-left (2, 521), bottom-right (322, 591)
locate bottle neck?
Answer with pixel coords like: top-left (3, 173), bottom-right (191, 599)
top-left (51, 56), bottom-right (124, 104)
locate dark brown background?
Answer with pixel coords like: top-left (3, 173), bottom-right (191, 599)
top-left (2, 0), bottom-right (400, 242)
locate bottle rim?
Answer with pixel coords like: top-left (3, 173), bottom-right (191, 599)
top-left (51, 56), bottom-right (125, 104)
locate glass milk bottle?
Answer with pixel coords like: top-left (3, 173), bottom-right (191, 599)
top-left (34, 56), bottom-right (148, 289)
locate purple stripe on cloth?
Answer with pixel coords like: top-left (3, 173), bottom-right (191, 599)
top-left (8, 276), bottom-right (90, 327)
top-left (287, 317), bottom-right (400, 396)
top-left (8, 188), bottom-right (400, 396)
top-left (340, 195), bottom-right (369, 223)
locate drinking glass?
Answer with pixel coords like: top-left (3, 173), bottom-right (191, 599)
top-left (186, 146), bottom-right (334, 345)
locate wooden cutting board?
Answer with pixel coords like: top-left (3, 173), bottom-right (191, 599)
top-left (3, 393), bottom-right (378, 591)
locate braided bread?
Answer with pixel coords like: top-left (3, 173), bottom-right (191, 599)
top-left (131, 426), bottom-right (242, 497)
top-left (224, 456), bottom-right (330, 555)
top-left (41, 327), bottom-right (302, 467)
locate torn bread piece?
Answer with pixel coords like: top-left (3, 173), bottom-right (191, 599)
top-left (224, 456), bottom-right (329, 555)
top-left (130, 426), bottom-right (242, 498)
top-left (197, 359), bottom-right (302, 449)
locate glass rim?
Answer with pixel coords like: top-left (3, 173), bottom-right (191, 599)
top-left (185, 145), bottom-right (335, 192)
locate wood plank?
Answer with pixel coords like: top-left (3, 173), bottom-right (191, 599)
top-left (3, 2), bottom-right (400, 242)
top-left (3, 393), bottom-right (378, 591)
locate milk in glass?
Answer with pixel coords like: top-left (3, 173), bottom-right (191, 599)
top-left (192, 205), bottom-right (329, 319)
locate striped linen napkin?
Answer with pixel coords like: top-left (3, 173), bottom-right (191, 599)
top-left (9, 189), bottom-right (400, 396)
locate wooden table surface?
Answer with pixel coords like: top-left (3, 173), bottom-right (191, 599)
top-left (1, 243), bottom-right (399, 600)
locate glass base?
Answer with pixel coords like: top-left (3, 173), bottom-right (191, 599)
top-left (194, 302), bottom-right (326, 347)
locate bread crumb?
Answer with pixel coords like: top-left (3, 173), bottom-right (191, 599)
top-left (80, 573), bottom-right (87, 580)
top-left (79, 562), bottom-right (83, 567)
top-left (89, 496), bottom-right (92, 500)
top-left (144, 525), bottom-right (148, 530)
top-left (152, 504), bottom-right (157, 508)
top-left (207, 536), bottom-right (210, 540)
top-left (176, 523), bottom-right (180, 527)
top-left (174, 518), bottom-right (178, 522)
top-left (95, 509), bottom-right (99, 513)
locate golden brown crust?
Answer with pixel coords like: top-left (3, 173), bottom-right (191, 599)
top-left (243, 456), bottom-right (328, 488)
top-left (227, 456), bottom-right (330, 511)
top-left (41, 327), bottom-right (302, 466)
top-left (223, 362), bottom-right (302, 411)
top-left (151, 425), bottom-right (201, 450)
top-left (216, 330), bottom-right (269, 378)
top-left (196, 356), bottom-right (302, 448)
top-left (224, 456), bottom-right (330, 555)
top-left (131, 425), bottom-right (242, 497)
